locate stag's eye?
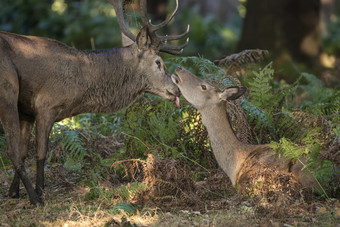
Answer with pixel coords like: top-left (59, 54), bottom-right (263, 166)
top-left (155, 60), bottom-right (161, 70)
top-left (201, 85), bottom-right (207, 90)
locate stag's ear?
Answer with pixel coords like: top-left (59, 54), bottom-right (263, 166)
top-left (219, 86), bottom-right (247, 101)
top-left (121, 32), bottom-right (134, 47)
top-left (136, 26), bottom-right (149, 50)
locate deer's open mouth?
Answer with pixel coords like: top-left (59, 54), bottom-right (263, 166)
top-left (170, 75), bottom-right (182, 108)
top-left (166, 89), bottom-right (181, 108)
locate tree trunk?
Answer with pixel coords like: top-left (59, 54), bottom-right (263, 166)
top-left (238, 0), bottom-right (322, 70)
top-left (180, 0), bottom-right (239, 23)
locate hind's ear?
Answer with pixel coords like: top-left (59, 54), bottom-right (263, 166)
top-left (219, 86), bottom-right (247, 101)
top-left (136, 26), bottom-right (149, 50)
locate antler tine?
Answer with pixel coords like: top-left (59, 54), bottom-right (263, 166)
top-left (161, 49), bottom-right (184, 56)
top-left (139, 0), bottom-right (189, 55)
top-left (139, 0), bottom-right (151, 27)
top-left (157, 24), bottom-right (190, 41)
top-left (160, 37), bottom-right (189, 51)
top-left (139, 0), bottom-right (179, 32)
top-left (158, 25), bottom-right (190, 53)
top-left (107, 0), bottom-right (136, 42)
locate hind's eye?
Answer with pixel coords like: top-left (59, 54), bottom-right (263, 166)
top-left (201, 85), bottom-right (207, 90)
top-left (155, 60), bottom-right (161, 69)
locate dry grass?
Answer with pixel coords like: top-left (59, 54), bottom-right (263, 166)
top-left (0, 155), bottom-right (339, 227)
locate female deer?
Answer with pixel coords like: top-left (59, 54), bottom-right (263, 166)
top-left (171, 67), bottom-right (316, 190)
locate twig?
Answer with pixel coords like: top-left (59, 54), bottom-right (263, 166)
top-left (298, 158), bottom-right (330, 200)
top-left (110, 159), bottom-right (146, 172)
top-left (121, 131), bottom-right (151, 152)
top-left (0, 155), bottom-right (8, 176)
top-left (179, 153), bottom-right (210, 174)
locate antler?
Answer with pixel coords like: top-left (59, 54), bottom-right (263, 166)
top-left (140, 0), bottom-right (189, 55)
top-left (107, 0), bottom-right (136, 42)
top-left (108, 0), bottom-right (189, 55)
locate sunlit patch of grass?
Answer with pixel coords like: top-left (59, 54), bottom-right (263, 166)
top-left (1, 183), bottom-right (159, 226)
top-left (0, 157), bottom-right (157, 226)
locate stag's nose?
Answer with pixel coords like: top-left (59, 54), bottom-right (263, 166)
top-left (176, 66), bottom-right (183, 71)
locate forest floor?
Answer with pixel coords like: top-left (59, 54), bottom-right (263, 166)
top-left (0, 155), bottom-right (339, 227)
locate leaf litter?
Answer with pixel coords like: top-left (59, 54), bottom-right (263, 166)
top-left (0, 147), bottom-right (339, 226)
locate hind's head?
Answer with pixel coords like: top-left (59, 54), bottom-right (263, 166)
top-left (171, 66), bottom-right (246, 110)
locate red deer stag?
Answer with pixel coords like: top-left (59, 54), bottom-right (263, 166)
top-left (0, 0), bottom-right (189, 205)
top-left (172, 67), bottom-right (317, 191)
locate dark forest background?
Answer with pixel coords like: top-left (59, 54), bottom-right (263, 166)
top-left (0, 1), bottom-right (339, 225)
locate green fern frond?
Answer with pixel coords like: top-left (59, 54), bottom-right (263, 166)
top-left (50, 123), bottom-right (88, 171)
top-left (240, 100), bottom-right (273, 129)
top-left (300, 73), bottom-right (340, 116)
top-left (119, 182), bottom-right (149, 201)
top-left (302, 128), bottom-right (323, 146)
top-left (248, 62), bottom-right (280, 114)
top-left (111, 202), bottom-right (137, 215)
top-left (299, 73), bottom-right (323, 96)
top-left (60, 129), bottom-right (87, 158)
top-left (275, 111), bottom-right (300, 141)
top-left (270, 138), bottom-right (309, 161)
top-left (270, 128), bottom-right (323, 164)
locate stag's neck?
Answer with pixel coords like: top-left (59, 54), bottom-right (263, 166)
top-left (83, 47), bottom-right (136, 77)
top-left (64, 47), bottom-right (146, 116)
top-left (199, 103), bottom-right (254, 185)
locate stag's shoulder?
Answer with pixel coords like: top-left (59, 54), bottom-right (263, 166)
top-left (0, 31), bottom-right (86, 58)
top-left (0, 31), bottom-right (38, 43)
top-left (0, 31), bottom-right (73, 50)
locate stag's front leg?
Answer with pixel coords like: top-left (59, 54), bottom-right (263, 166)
top-left (8, 119), bottom-right (34, 198)
top-left (0, 86), bottom-right (41, 205)
top-left (35, 113), bottom-right (55, 197)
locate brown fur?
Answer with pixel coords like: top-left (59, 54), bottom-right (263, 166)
top-left (172, 67), bottom-right (317, 194)
top-left (0, 28), bottom-right (180, 205)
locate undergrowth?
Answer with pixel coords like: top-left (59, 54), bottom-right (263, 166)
top-left (166, 55), bottom-right (339, 198)
top-left (0, 54), bottom-right (339, 214)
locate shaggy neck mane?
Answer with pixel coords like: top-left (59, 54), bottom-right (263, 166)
top-left (60, 47), bottom-right (147, 117)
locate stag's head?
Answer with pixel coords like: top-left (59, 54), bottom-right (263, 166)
top-left (108, 0), bottom-right (189, 104)
top-left (172, 67), bottom-right (246, 110)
